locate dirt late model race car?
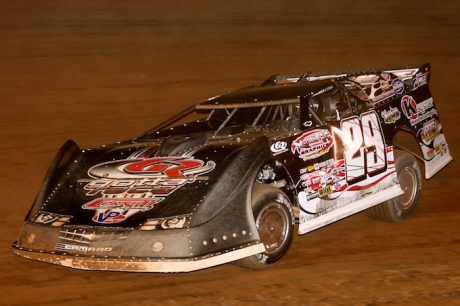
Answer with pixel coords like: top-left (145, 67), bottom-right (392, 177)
top-left (12, 63), bottom-right (452, 273)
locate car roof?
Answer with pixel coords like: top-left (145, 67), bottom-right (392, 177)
top-left (196, 79), bottom-right (333, 109)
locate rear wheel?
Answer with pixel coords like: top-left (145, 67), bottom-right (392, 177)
top-left (234, 183), bottom-right (295, 269)
top-left (366, 150), bottom-right (422, 222)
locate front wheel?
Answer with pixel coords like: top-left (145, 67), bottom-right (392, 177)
top-left (233, 183), bottom-right (295, 269)
top-left (366, 150), bottom-right (422, 222)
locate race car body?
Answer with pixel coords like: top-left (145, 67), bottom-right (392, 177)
top-left (11, 63), bottom-right (452, 272)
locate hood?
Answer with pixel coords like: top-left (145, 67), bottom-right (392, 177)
top-left (26, 132), bottom-right (249, 228)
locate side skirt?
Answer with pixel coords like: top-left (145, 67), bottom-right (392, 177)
top-left (298, 184), bottom-right (403, 235)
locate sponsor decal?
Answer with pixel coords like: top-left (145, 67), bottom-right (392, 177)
top-left (368, 73), bottom-right (404, 104)
top-left (83, 198), bottom-right (160, 224)
top-left (83, 155), bottom-right (216, 224)
top-left (426, 148), bottom-right (435, 159)
top-left (381, 106), bottom-right (401, 124)
top-left (413, 71), bottom-right (428, 89)
top-left (291, 129), bottom-right (333, 161)
top-left (401, 95), bottom-right (418, 120)
top-left (419, 133), bottom-right (449, 161)
top-left (420, 118), bottom-right (440, 145)
top-left (318, 185), bottom-right (333, 198)
top-left (435, 144), bottom-right (441, 154)
top-left (392, 78), bottom-right (404, 95)
top-left (299, 158), bottom-right (346, 200)
top-left (401, 95), bottom-right (436, 126)
top-left (303, 121), bottom-right (313, 127)
top-left (379, 79), bottom-right (390, 91)
top-left (270, 141), bottom-right (289, 155)
top-left (35, 212), bottom-right (72, 226)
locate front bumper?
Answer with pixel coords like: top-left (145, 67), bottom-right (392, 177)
top-left (11, 222), bottom-right (264, 272)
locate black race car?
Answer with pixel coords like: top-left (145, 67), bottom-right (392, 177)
top-left (11, 63), bottom-right (452, 272)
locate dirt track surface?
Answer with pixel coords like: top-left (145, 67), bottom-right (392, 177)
top-left (1, 1), bottom-right (459, 305)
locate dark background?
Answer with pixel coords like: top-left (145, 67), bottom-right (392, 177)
top-left (1, 1), bottom-right (459, 305)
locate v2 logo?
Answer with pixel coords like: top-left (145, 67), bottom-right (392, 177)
top-left (95, 211), bottom-right (125, 224)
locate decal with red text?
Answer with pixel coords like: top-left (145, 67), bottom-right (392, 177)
top-left (299, 158), bottom-right (346, 203)
top-left (82, 153), bottom-right (216, 224)
top-left (401, 95), bottom-right (436, 126)
top-left (417, 118), bottom-right (449, 162)
top-left (82, 198), bottom-right (161, 224)
top-left (291, 129), bottom-right (333, 161)
top-left (419, 118), bottom-right (441, 146)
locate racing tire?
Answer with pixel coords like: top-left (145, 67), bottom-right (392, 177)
top-left (366, 150), bottom-right (422, 222)
top-left (234, 183), bottom-right (295, 269)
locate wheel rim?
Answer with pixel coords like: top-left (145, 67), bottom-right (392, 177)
top-left (397, 166), bottom-right (417, 210)
top-left (255, 202), bottom-right (289, 254)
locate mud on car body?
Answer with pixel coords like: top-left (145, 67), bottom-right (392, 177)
top-left (11, 63), bottom-right (452, 272)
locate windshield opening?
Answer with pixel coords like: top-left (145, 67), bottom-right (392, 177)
top-left (140, 101), bottom-right (302, 140)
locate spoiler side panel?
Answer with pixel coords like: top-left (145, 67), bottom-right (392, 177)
top-left (395, 64), bottom-right (452, 178)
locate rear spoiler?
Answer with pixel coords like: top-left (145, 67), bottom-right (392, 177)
top-left (261, 63), bottom-right (429, 87)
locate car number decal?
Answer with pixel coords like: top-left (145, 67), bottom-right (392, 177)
top-left (341, 110), bottom-right (387, 184)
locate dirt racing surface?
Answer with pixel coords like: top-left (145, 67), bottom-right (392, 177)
top-left (1, 1), bottom-right (459, 305)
